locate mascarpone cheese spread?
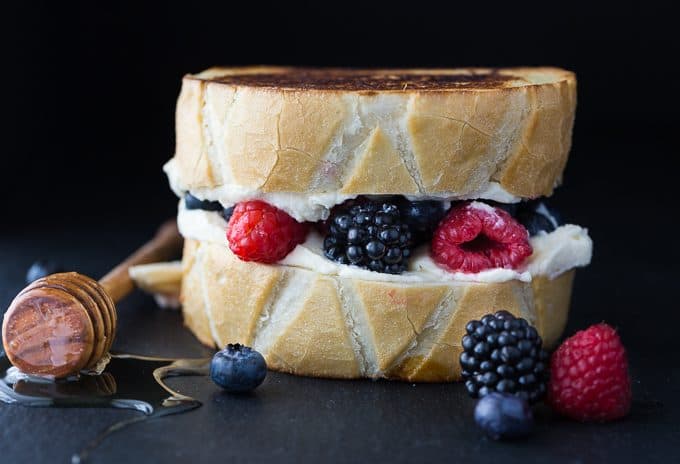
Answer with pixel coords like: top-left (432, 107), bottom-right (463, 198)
top-left (164, 158), bottom-right (522, 222)
top-left (176, 203), bottom-right (593, 284)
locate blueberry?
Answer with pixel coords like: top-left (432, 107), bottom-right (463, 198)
top-left (520, 212), bottom-right (555, 236)
top-left (516, 200), bottom-right (563, 236)
top-left (399, 199), bottom-right (448, 245)
top-left (26, 260), bottom-right (65, 284)
top-left (184, 192), bottom-right (222, 212)
top-left (474, 393), bottom-right (533, 440)
top-left (210, 344), bottom-right (267, 393)
top-left (222, 206), bottom-right (235, 222)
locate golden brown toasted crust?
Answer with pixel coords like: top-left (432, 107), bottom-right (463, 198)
top-left (172, 66), bottom-right (576, 199)
top-left (180, 239), bottom-right (573, 382)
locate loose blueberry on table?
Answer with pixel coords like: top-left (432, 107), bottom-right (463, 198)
top-left (474, 392), bottom-right (534, 440)
top-left (210, 344), bottom-right (267, 393)
top-left (25, 260), bottom-right (65, 284)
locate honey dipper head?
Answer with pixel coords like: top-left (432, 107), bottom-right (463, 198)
top-left (2, 272), bottom-right (117, 378)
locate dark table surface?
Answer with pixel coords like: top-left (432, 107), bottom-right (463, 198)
top-left (2, 157), bottom-right (680, 463)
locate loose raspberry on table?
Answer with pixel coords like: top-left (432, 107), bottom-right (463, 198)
top-left (548, 323), bottom-right (631, 422)
top-left (431, 201), bottom-right (532, 273)
top-left (226, 200), bottom-right (308, 263)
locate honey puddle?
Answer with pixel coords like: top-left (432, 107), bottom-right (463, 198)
top-left (0, 351), bottom-right (211, 463)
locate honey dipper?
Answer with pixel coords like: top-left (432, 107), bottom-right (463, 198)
top-left (2, 220), bottom-right (183, 378)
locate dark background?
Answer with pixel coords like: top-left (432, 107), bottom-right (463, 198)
top-left (1, 0), bottom-right (676, 227)
top-left (1, 1), bottom-right (679, 462)
top-left (3, 0), bottom-right (677, 339)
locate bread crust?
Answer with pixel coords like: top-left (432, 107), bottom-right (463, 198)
top-left (173, 66), bottom-right (576, 199)
top-left (181, 238), bottom-right (573, 382)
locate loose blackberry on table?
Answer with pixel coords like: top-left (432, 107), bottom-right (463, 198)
top-left (460, 310), bottom-right (549, 404)
top-left (323, 200), bottom-right (413, 274)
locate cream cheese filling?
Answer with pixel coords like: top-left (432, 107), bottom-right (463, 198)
top-left (176, 203), bottom-right (592, 284)
top-left (164, 158), bottom-right (521, 222)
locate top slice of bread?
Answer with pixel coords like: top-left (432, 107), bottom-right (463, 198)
top-left (173, 67), bottom-right (576, 199)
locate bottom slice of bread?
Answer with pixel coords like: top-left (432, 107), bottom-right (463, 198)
top-left (181, 239), bottom-right (573, 382)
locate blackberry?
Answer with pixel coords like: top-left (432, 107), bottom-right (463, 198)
top-left (323, 200), bottom-right (413, 274)
top-left (398, 199), bottom-right (449, 245)
top-left (460, 310), bottom-right (549, 404)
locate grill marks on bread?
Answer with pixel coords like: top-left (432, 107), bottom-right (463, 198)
top-left (206, 68), bottom-right (519, 91)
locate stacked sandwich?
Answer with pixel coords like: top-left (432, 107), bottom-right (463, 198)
top-left (163, 67), bottom-right (592, 382)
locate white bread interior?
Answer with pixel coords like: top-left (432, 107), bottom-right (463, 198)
top-left (172, 66), bottom-right (576, 200)
top-left (180, 239), bottom-right (574, 382)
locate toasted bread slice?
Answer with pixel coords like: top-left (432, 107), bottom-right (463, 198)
top-left (172, 66), bottom-right (576, 199)
top-left (180, 238), bottom-right (573, 382)
top-left (129, 261), bottom-right (182, 296)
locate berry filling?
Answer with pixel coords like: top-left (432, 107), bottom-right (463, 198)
top-left (183, 191), bottom-right (564, 274)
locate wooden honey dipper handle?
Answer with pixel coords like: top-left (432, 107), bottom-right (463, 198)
top-left (2, 220), bottom-right (183, 378)
top-left (99, 220), bottom-right (183, 303)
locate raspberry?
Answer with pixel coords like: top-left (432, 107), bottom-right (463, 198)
top-left (431, 201), bottom-right (532, 273)
top-left (226, 201), bottom-right (308, 263)
top-left (548, 323), bottom-right (631, 422)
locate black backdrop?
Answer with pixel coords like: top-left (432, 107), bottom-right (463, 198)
top-left (1, 0), bottom-right (675, 229)
top-left (1, 3), bottom-right (679, 460)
